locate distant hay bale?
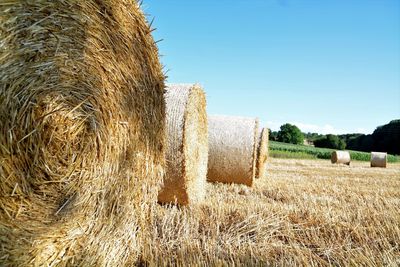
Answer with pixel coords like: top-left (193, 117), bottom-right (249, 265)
top-left (256, 128), bottom-right (269, 178)
top-left (331, 151), bottom-right (351, 165)
top-left (371, 152), bottom-right (387, 168)
top-left (207, 115), bottom-right (259, 186)
top-left (158, 84), bottom-right (208, 205)
top-left (0, 1), bottom-right (165, 266)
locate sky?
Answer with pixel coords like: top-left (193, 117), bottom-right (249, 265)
top-left (143, 0), bottom-right (400, 134)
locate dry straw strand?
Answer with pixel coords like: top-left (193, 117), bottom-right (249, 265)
top-left (371, 152), bottom-right (387, 168)
top-left (0, 0), bottom-right (165, 265)
top-left (255, 127), bottom-right (269, 179)
top-left (207, 115), bottom-right (259, 186)
top-left (158, 84), bottom-right (208, 206)
top-left (331, 151), bottom-right (351, 165)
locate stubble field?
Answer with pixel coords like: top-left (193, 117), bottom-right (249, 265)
top-left (141, 158), bottom-right (400, 266)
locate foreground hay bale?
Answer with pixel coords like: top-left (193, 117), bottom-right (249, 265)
top-left (0, 1), bottom-right (165, 266)
top-left (207, 115), bottom-right (259, 186)
top-left (371, 152), bottom-right (387, 168)
top-left (158, 84), bottom-right (208, 205)
top-left (255, 128), bottom-right (269, 178)
top-left (331, 151), bottom-right (351, 165)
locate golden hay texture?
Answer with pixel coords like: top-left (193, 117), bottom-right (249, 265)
top-left (158, 84), bottom-right (208, 206)
top-left (207, 115), bottom-right (259, 186)
top-left (255, 127), bottom-right (269, 179)
top-left (0, 1), bottom-right (165, 265)
top-left (140, 158), bottom-right (400, 266)
top-left (371, 152), bottom-right (387, 168)
top-left (331, 150), bottom-right (351, 165)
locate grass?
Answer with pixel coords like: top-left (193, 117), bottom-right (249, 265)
top-left (269, 150), bottom-right (316, 159)
top-left (140, 159), bottom-right (400, 266)
top-left (269, 141), bottom-right (400, 162)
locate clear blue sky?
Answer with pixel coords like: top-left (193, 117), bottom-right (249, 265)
top-left (143, 0), bottom-right (400, 134)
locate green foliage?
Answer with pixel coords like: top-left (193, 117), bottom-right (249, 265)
top-left (345, 120), bottom-right (400, 155)
top-left (314, 134), bottom-right (346, 150)
top-left (268, 129), bottom-right (278, 141)
top-left (269, 141), bottom-right (400, 162)
top-left (346, 134), bottom-right (374, 152)
top-left (304, 132), bottom-right (323, 142)
top-left (372, 119), bottom-right (400, 155)
top-left (273, 120), bottom-right (399, 155)
top-left (271, 131), bottom-right (278, 141)
top-left (339, 133), bottom-right (363, 144)
top-left (269, 150), bottom-right (316, 159)
top-left (277, 123), bottom-right (304, 145)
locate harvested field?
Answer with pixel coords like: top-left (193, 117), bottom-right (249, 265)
top-left (142, 158), bottom-right (400, 266)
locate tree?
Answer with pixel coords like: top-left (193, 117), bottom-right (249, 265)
top-left (372, 119), bottom-right (400, 155)
top-left (339, 133), bottom-right (363, 145)
top-left (314, 134), bottom-right (346, 150)
top-left (344, 120), bottom-right (399, 155)
top-left (304, 132), bottom-right (322, 142)
top-left (269, 129), bottom-right (278, 141)
top-left (277, 123), bottom-right (304, 144)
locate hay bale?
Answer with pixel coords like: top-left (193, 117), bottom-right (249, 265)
top-left (255, 127), bottom-right (269, 178)
top-left (0, 1), bottom-right (165, 266)
top-left (371, 152), bottom-right (387, 168)
top-left (207, 115), bottom-right (259, 186)
top-left (331, 151), bottom-right (351, 165)
top-left (158, 84), bottom-right (208, 205)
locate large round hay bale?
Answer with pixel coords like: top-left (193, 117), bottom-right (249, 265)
top-left (0, 1), bottom-right (165, 266)
top-left (158, 84), bottom-right (208, 205)
top-left (331, 151), bottom-right (351, 165)
top-left (371, 152), bottom-right (387, 168)
top-left (207, 115), bottom-right (259, 186)
top-left (255, 127), bottom-right (269, 179)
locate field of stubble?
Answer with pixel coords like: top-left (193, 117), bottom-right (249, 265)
top-left (141, 158), bottom-right (400, 266)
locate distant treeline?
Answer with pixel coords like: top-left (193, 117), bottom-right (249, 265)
top-left (269, 120), bottom-right (400, 155)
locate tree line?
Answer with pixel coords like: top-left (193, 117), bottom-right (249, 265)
top-left (269, 120), bottom-right (400, 155)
